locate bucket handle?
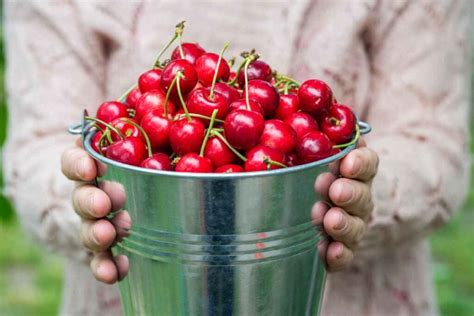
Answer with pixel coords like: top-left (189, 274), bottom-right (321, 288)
top-left (358, 121), bottom-right (371, 135)
top-left (68, 123), bottom-right (82, 135)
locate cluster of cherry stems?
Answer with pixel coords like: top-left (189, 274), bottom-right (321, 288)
top-left (89, 21), bottom-right (359, 173)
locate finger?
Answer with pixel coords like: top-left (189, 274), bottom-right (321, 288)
top-left (357, 138), bottom-right (367, 148)
top-left (99, 181), bottom-right (126, 211)
top-left (323, 207), bottom-right (366, 247)
top-left (90, 252), bottom-right (119, 284)
top-left (328, 178), bottom-right (373, 220)
top-left (97, 161), bottom-right (108, 177)
top-left (115, 255), bottom-right (129, 281)
top-left (339, 147), bottom-right (379, 182)
top-left (81, 219), bottom-right (117, 252)
top-left (311, 201), bottom-right (330, 226)
top-left (314, 172), bottom-right (337, 200)
top-left (317, 238), bottom-right (329, 262)
top-left (326, 241), bottom-right (354, 272)
top-left (61, 147), bottom-right (97, 181)
top-left (75, 138), bottom-right (83, 148)
top-left (110, 210), bottom-right (132, 242)
top-left (72, 185), bottom-right (112, 219)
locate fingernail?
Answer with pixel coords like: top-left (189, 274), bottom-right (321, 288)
top-left (351, 159), bottom-right (361, 176)
top-left (334, 212), bottom-right (346, 230)
top-left (76, 157), bottom-right (86, 178)
top-left (336, 182), bottom-right (354, 203)
top-left (335, 243), bottom-right (344, 259)
top-left (91, 225), bottom-right (100, 245)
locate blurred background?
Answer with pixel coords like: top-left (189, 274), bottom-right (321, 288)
top-left (0, 9), bottom-right (473, 316)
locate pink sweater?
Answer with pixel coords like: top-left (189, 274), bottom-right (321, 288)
top-left (3, 1), bottom-right (471, 315)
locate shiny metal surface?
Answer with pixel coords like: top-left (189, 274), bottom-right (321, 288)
top-left (79, 119), bottom-right (370, 316)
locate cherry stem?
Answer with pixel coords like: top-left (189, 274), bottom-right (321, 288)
top-left (284, 81), bottom-right (291, 94)
top-left (175, 113), bottom-right (224, 123)
top-left (164, 73), bottom-right (180, 117)
top-left (175, 72), bottom-right (192, 122)
top-left (98, 130), bottom-right (110, 155)
top-left (243, 56), bottom-right (256, 111)
top-left (176, 21), bottom-right (185, 59)
top-left (209, 43), bottom-right (230, 99)
top-left (200, 109), bottom-right (218, 157)
top-left (227, 57), bottom-right (236, 68)
top-left (117, 84), bottom-right (137, 102)
top-left (117, 118), bottom-right (153, 157)
top-left (333, 123), bottom-right (361, 149)
top-left (153, 21), bottom-right (185, 68)
top-left (228, 58), bottom-right (247, 85)
top-left (210, 130), bottom-right (247, 161)
top-left (91, 123), bottom-right (105, 133)
top-left (85, 116), bottom-right (124, 140)
top-left (263, 157), bottom-right (288, 169)
top-left (276, 73), bottom-right (300, 87)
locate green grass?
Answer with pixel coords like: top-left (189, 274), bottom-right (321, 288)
top-left (0, 222), bottom-right (63, 316)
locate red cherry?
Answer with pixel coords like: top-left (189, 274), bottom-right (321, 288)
top-left (320, 104), bottom-right (356, 144)
top-left (140, 109), bottom-right (172, 151)
top-left (247, 80), bottom-right (279, 117)
top-left (187, 87), bottom-right (229, 120)
top-left (195, 53), bottom-right (230, 87)
top-left (110, 118), bottom-right (142, 142)
top-left (275, 93), bottom-right (299, 120)
top-left (284, 112), bottom-right (319, 139)
top-left (260, 119), bottom-right (297, 154)
top-left (96, 101), bottom-right (128, 124)
top-left (106, 137), bottom-right (147, 166)
top-left (160, 59), bottom-right (198, 96)
top-left (140, 153), bottom-right (173, 170)
top-left (213, 82), bottom-right (241, 104)
top-left (138, 69), bottom-right (162, 93)
top-left (237, 60), bottom-right (272, 87)
top-left (215, 164), bottom-right (244, 173)
top-left (169, 118), bottom-right (206, 155)
top-left (91, 132), bottom-right (108, 154)
top-left (223, 109), bottom-right (264, 150)
top-left (227, 99), bottom-right (263, 115)
top-left (134, 90), bottom-right (175, 122)
top-left (285, 153), bottom-right (298, 167)
top-left (298, 79), bottom-right (333, 116)
top-left (331, 147), bottom-right (342, 155)
top-left (244, 145), bottom-right (286, 172)
top-left (296, 131), bottom-right (333, 164)
top-left (175, 153), bottom-right (213, 172)
top-left (125, 87), bottom-right (142, 109)
top-left (171, 43), bottom-right (206, 64)
top-left (204, 137), bottom-right (238, 168)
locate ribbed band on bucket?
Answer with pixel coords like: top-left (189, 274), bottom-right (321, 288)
top-left (117, 222), bottom-right (323, 265)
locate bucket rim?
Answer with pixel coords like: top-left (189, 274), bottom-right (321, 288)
top-left (78, 115), bottom-right (371, 179)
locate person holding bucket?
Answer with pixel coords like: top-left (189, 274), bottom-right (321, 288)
top-left (3, 1), bottom-right (470, 315)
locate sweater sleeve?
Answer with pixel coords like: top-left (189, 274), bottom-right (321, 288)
top-left (2, 1), bottom-right (107, 260)
top-left (355, 0), bottom-right (471, 260)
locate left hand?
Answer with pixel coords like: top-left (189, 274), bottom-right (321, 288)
top-left (312, 139), bottom-right (378, 271)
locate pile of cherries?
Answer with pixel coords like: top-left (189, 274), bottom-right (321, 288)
top-left (88, 22), bottom-right (359, 173)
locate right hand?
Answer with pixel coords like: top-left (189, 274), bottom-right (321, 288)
top-left (61, 139), bottom-right (130, 284)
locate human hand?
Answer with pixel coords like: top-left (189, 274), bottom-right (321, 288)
top-left (61, 139), bottom-right (130, 283)
top-left (312, 139), bottom-right (378, 271)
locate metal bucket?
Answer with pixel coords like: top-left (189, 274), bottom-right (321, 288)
top-left (71, 116), bottom-right (371, 316)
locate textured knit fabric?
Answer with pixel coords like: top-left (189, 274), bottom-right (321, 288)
top-left (3, 0), bottom-right (471, 315)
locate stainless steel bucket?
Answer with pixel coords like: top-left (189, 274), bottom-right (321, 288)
top-left (71, 116), bottom-right (371, 316)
